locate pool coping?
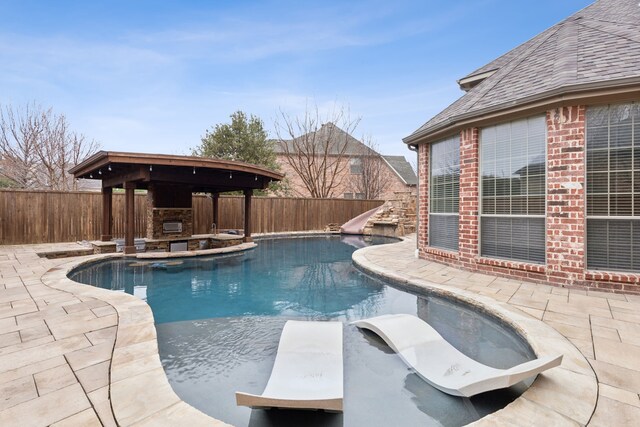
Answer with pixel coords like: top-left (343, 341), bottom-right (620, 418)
top-left (352, 240), bottom-right (598, 426)
top-left (40, 235), bottom-right (597, 426)
top-left (42, 244), bottom-right (260, 426)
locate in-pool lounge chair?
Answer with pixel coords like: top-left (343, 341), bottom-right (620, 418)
top-left (353, 314), bottom-right (562, 397)
top-left (236, 320), bottom-right (343, 412)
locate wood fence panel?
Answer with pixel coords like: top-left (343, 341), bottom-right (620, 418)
top-left (192, 195), bottom-right (213, 234)
top-left (0, 190), bottom-right (384, 244)
top-left (218, 196), bottom-right (243, 230)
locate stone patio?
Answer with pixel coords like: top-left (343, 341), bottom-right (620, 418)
top-left (0, 237), bottom-right (639, 425)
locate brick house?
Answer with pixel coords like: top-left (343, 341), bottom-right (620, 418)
top-left (404, 0), bottom-right (640, 293)
top-left (276, 122), bottom-right (416, 199)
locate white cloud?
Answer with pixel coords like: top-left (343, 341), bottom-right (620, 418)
top-left (0, 1), bottom-right (481, 159)
top-left (118, 1), bottom-right (483, 64)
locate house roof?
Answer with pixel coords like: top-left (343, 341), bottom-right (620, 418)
top-left (274, 122), bottom-right (377, 156)
top-left (382, 155), bottom-right (417, 186)
top-left (405, 0), bottom-right (640, 145)
top-left (275, 123), bottom-right (417, 186)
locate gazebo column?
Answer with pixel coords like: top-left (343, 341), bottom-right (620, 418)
top-left (124, 181), bottom-right (136, 254)
top-left (212, 192), bottom-right (220, 234)
top-left (243, 189), bottom-right (253, 243)
top-left (101, 187), bottom-right (113, 241)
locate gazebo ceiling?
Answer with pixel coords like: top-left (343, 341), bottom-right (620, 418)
top-left (69, 151), bottom-right (284, 192)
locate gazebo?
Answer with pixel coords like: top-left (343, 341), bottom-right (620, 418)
top-left (69, 151), bottom-right (284, 254)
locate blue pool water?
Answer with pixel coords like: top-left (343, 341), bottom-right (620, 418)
top-left (70, 235), bottom-right (535, 427)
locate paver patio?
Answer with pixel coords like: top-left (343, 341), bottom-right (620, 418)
top-left (0, 237), bottom-right (639, 425)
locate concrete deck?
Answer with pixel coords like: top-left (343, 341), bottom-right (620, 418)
top-left (0, 237), bottom-right (639, 425)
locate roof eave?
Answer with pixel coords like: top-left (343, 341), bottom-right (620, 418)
top-left (404, 77), bottom-right (640, 145)
top-left (68, 150), bottom-right (108, 175)
top-left (381, 156), bottom-right (418, 186)
top-left (69, 151), bottom-right (284, 181)
top-left (456, 69), bottom-right (498, 92)
top-left (381, 156), bottom-right (408, 185)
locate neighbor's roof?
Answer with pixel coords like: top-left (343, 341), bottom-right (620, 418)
top-left (405, 0), bottom-right (640, 145)
top-left (382, 155), bottom-right (417, 186)
top-left (275, 122), bottom-right (377, 156)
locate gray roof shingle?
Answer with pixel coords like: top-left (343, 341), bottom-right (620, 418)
top-left (406, 0), bottom-right (640, 143)
top-left (382, 155), bottom-right (418, 185)
top-left (274, 122), bottom-right (376, 156)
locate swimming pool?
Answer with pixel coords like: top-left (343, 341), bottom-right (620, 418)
top-left (69, 235), bottom-right (535, 427)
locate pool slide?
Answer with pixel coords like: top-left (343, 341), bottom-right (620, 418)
top-left (340, 206), bottom-right (380, 235)
top-left (352, 314), bottom-right (562, 397)
top-left (235, 320), bottom-right (343, 412)
top-left (340, 234), bottom-right (368, 249)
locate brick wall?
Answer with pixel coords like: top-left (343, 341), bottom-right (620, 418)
top-left (419, 128), bottom-right (482, 267)
top-left (458, 128), bottom-right (480, 269)
top-left (546, 106), bottom-right (586, 286)
top-left (417, 143), bottom-right (429, 255)
top-left (275, 154), bottom-right (414, 200)
top-left (416, 105), bottom-right (640, 294)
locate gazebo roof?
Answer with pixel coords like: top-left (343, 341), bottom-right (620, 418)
top-left (69, 151), bottom-right (284, 192)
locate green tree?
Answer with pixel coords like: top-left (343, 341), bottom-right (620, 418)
top-left (194, 111), bottom-right (288, 195)
top-left (0, 177), bottom-right (17, 188)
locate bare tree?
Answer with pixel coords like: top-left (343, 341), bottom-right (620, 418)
top-left (275, 103), bottom-right (360, 198)
top-left (409, 154), bottom-right (418, 177)
top-left (348, 137), bottom-right (393, 200)
top-left (0, 103), bottom-right (99, 190)
top-left (0, 104), bottom-right (43, 188)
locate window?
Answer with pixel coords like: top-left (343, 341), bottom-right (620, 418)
top-left (344, 193), bottom-right (353, 199)
top-left (480, 116), bottom-right (546, 263)
top-left (350, 158), bottom-right (363, 174)
top-left (586, 103), bottom-right (640, 271)
top-left (429, 135), bottom-right (459, 251)
top-left (355, 193), bottom-right (365, 199)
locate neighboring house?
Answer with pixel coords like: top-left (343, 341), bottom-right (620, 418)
top-left (275, 122), bottom-right (416, 199)
top-left (404, 0), bottom-right (640, 293)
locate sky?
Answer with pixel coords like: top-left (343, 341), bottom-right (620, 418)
top-left (0, 0), bottom-right (593, 158)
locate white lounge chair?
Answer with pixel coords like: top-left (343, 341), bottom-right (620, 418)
top-left (352, 314), bottom-right (562, 397)
top-left (236, 320), bottom-right (343, 412)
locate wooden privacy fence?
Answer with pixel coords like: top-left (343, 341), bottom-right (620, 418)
top-left (0, 190), bottom-right (384, 245)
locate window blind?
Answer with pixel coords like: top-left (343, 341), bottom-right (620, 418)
top-left (586, 103), bottom-right (640, 271)
top-left (480, 116), bottom-right (546, 263)
top-left (429, 136), bottom-right (460, 251)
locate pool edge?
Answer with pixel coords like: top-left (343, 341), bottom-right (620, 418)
top-left (43, 256), bottom-right (237, 426)
top-left (352, 239), bottom-right (597, 426)
top-left (41, 234), bottom-right (597, 426)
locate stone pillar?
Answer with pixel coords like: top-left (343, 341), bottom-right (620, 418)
top-left (458, 128), bottom-right (480, 269)
top-left (101, 187), bottom-right (113, 241)
top-left (146, 183), bottom-right (155, 239)
top-left (212, 193), bottom-right (219, 234)
top-left (124, 182), bottom-right (136, 254)
top-left (243, 189), bottom-right (253, 243)
top-left (546, 106), bottom-right (586, 286)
